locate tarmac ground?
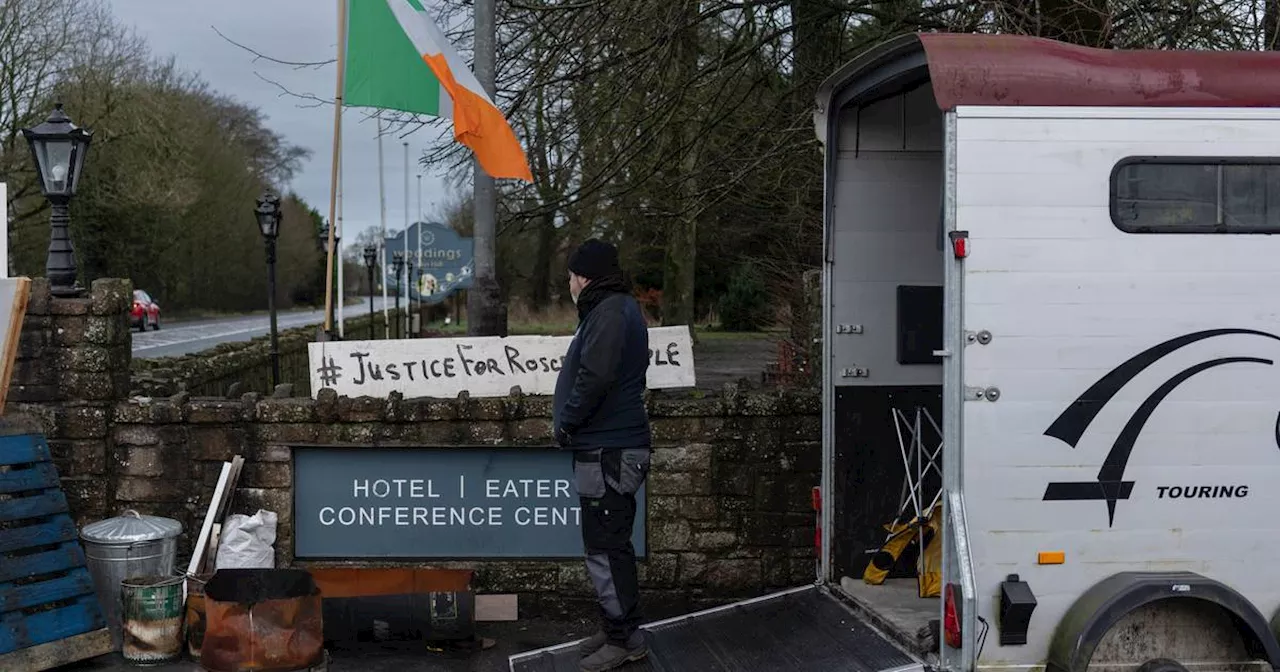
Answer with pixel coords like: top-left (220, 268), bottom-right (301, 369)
top-left (63, 615), bottom-right (604, 672)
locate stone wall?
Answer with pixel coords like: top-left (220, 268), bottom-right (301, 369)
top-left (7, 279), bottom-right (823, 616)
top-left (9, 278), bottom-right (132, 525)
top-left (132, 308), bottom-right (407, 399)
top-left (104, 388), bottom-right (820, 613)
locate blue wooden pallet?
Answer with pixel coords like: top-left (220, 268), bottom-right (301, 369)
top-left (0, 432), bottom-right (113, 671)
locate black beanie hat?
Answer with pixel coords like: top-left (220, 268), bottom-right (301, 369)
top-left (568, 239), bottom-right (621, 280)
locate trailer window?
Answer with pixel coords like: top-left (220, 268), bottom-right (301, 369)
top-left (1111, 158), bottom-right (1280, 233)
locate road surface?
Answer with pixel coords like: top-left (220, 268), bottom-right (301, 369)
top-left (132, 297), bottom-right (390, 359)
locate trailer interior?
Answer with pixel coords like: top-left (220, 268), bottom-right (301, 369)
top-left (823, 39), bottom-right (946, 655)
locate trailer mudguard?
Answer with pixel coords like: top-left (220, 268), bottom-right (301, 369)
top-left (1046, 572), bottom-right (1280, 672)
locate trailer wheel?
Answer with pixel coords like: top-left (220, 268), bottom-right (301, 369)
top-left (1134, 658), bottom-right (1189, 672)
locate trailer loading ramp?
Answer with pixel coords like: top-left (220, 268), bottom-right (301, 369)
top-left (508, 585), bottom-right (923, 672)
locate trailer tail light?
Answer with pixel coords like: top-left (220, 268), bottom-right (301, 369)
top-left (944, 582), bottom-right (962, 649)
top-left (949, 230), bottom-right (970, 259)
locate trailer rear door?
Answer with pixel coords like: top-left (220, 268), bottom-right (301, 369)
top-left (508, 585), bottom-right (922, 672)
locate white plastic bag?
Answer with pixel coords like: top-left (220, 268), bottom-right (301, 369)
top-left (215, 509), bottom-right (278, 570)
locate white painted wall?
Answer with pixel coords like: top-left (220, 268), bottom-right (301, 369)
top-left (829, 84), bottom-right (944, 386)
top-left (957, 106), bottom-right (1280, 669)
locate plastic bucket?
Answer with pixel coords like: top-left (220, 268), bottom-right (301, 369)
top-left (121, 575), bottom-right (185, 664)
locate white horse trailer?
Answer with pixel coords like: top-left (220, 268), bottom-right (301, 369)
top-left (512, 33), bottom-right (1280, 672)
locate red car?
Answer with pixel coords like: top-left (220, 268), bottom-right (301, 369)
top-left (131, 290), bottom-right (161, 332)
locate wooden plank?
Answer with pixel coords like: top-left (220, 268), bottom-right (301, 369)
top-left (0, 463), bottom-right (58, 495)
top-left (0, 490), bottom-right (68, 524)
top-left (0, 595), bottom-right (104, 654)
top-left (0, 516), bottom-right (77, 554)
top-left (0, 278), bottom-right (30, 416)
top-left (202, 524), bottom-right (221, 574)
top-left (0, 436), bottom-right (48, 467)
top-left (0, 567), bottom-right (95, 615)
top-left (215, 455), bottom-right (245, 523)
top-left (0, 626), bottom-right (112, 672)
top-left (475, 594), bottom-right (519, 622)
top-left (0, 543), bottom-right (84, 584)
top-left (187, 462), bottom-right (231, 579)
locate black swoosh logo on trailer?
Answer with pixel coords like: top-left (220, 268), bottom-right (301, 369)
top-left (1044, 329), bottom-right (1280, 448)
top-left (1045, 357), bottom-right (1273, 526)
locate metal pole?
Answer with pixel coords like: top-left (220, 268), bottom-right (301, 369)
top-left (403, 142), bottom-right (411, 338)
top-left (416, 220), bottom-right (422, 333)
top-left (323, 0), bottom-right (348, 334)
top-left (367, 264), bottom-right (376, 339)
top-left (266, 238), bottom-right (281, 387)
top-left (46, 200), bottom-right (80, 297)
top-left (377, 116), bottom-right (389, 338)
top-left (470, 0), bottom-right (500, 336)
top-left (393, 283), bottom-right (401, 339)
top-left (336, 144), bottom-right (345, 338)
top-left (417, 174), bottom-right (423, 221)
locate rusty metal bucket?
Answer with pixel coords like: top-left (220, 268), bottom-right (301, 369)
top-left (201, 568), bottom-right (325, 672)
top-left (185, 573), bottom-right (213, 661)
top-left (120, 574), bottom-right (185, 664)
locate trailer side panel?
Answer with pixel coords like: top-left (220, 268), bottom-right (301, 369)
top-left (956, 106), bottom-right (1280, 669)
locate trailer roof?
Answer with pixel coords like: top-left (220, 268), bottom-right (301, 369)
top-left (814, 33), bottom-right (1280, 136)
top-left (921, 33), bottom-right (1280, 109)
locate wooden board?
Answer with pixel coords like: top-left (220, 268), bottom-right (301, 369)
top-left (0, 627), bottom-right (112, 672)
top-left (307, 325), bottom-right (697, 399)
top-left (0, 432), bottom-right (111, 669)
top-left (475, 594), bottom-right (518, 622)
top-left (0, 277), bottom-right (29, 413)
top-left (187, 461), bottom-right (232, 579)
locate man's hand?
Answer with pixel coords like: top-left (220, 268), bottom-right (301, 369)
top-left (554, 425), bottom-right (573, 448)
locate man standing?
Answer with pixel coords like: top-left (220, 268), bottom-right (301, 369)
top-left (553, 239), bottom-right (652, 672)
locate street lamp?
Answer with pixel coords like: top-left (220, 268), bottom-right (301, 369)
top-left (405, 254), bottom-right (416, 337)
top-left (391, 251), bottom-right (405, 339)
top-left (22, 103), bottom-right (92, 297)
top-left (362, 245), bottom-right (378, 340)
top-left (254, 191), bottom-right (283, 388)
top-left (317, 221), bottom-right (339, 330)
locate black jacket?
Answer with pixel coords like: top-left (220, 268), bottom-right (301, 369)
top-left (552, 279), bottom-right (651, 450)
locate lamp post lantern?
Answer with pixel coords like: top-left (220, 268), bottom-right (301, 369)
top-left (22, 103), bottom-right (92, 297)
top-left (255, 191), bottom-right (283, 388)
top-left (362, 245), bottom-right (378, 340)
top-left (391, 251), bottom-right (405, 339)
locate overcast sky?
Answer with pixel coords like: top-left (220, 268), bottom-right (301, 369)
top-left (108, 0), bottom-right (455, 249)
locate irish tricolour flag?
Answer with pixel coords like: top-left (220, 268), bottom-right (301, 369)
top-left (344, 0), bottom-right (532, 182)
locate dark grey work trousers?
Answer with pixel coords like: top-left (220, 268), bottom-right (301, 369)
top-left (575, 447), bottom-right (650, 645)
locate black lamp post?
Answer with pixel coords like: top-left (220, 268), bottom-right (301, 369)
top-left (22, 103), bottom-right (92, 297)
top-left (362, 245), bottom-right (377, 340)
top-left (318, 221), bottom-right (339, 330)
top-left (405, 255), bottom-right (416, 337)
top-left (391, 251), bottom-right (405, 339)
top-left (255, 191), bottom-right (283, 387)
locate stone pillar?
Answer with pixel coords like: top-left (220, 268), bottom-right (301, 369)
top-left (8, 278), bottom-right (133, 526)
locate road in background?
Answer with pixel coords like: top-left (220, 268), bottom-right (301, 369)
top-left (132, 296), bottom-right (390, 359)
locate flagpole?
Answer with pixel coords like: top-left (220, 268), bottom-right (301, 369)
top-left (403, 141), bottom-right (411, 337)
top-left (470, 0), bottom-right (502, 336)
top-left (323, 0), bottom-right (349, 336)
top-left (378, 115), bottom-right (390, 338)
top-left (337, 145), bottom-right (346, 338)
